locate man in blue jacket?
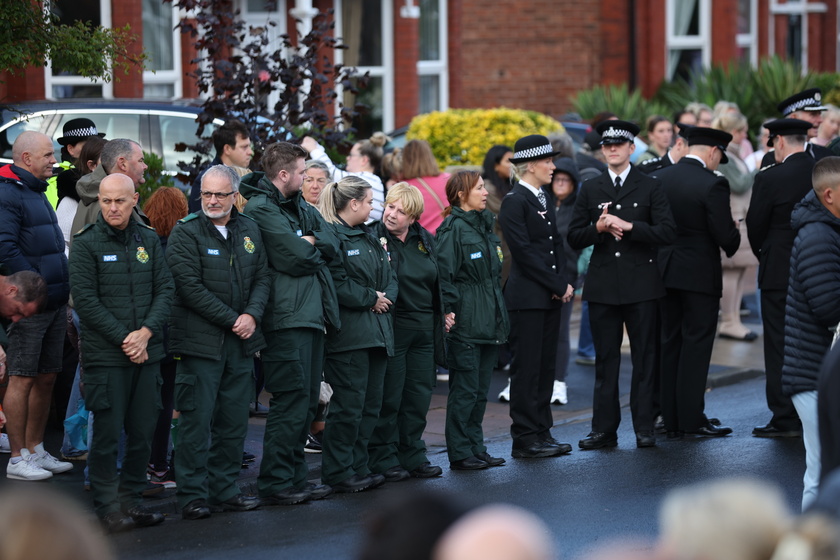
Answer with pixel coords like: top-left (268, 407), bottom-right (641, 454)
top-left (0, 131), bottom-right (73, 482)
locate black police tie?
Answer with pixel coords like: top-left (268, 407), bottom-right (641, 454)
top-left (614, 176), bottom-right (622, 191)
top-left (537, 190), bottom-right (547, 209)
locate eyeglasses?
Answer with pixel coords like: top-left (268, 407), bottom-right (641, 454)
top-left (200, 191), bottom-right (235, 200)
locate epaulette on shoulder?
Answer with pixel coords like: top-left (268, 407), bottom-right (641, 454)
top-left (73, 223), bottom-right (96, 237)
top-left (713, 170), bottom-right (726, 178)
top-left (758, 162), bottom-right (778, 173)
top-left (178, 213), bottom-right (200, 224)
top-left (137, 222), bottom-right (156, 231)
top-left (638, 156), bottom-right (662, 168)
top-left (238, 212), bottom-right (256, 223)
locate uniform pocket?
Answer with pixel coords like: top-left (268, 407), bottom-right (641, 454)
top-left (446, 339), bottom-right (476, 374)
top-left (174, 373), bottom-right (197, 412)
top-left (84, 382), bottom-right (111, 413)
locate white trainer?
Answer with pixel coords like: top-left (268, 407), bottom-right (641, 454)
top-left (498, 378), bottom-right (511, 402)
top-left (6, 457), bottom-right (53, 481)
top-left (0, 433), bottom-right (10, 453)
top-left (551, 381), bottom-right (568, 405)
top-left (28, 450), bottom-right (73, 474)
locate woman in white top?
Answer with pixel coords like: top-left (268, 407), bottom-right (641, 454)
top-left (301, 132), bottom-right (389, 222)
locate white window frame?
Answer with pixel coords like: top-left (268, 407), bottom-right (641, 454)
top-left (768, 0), bottom-right (828, 73)
top-left (736, 0), bottom-right (758, 66)
top-left (44, 0), bottom-right (113, 99)
top-left (417, 0), bottom-right (448, 113)
top-left (241, 0), bottom-right (288, 111)
top-left (665, 0), bottom-right (711, 81)
top-left (334, 0), bottom-right (394, 133)
top-left (142, 2), bottom-right (182, 99)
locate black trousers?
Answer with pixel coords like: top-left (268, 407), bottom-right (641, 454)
top-left (659, 289), bottom-right (719, 432)
top-left (588, 300), bottom-right (657, 434)
top-left (509, 307), bottom-right (563, 447)
top-left (761, 289), bottom-right (801, 431)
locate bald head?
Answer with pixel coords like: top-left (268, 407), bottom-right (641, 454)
top-left (12, 131), bottom-right (56, 181)
top-left (98, 173), bottom-right (138, 230)
top-left (434, 505), bottom-right (554, 560)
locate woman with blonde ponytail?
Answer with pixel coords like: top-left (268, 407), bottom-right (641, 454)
top-left (317, 176), bottom-right (398, 493)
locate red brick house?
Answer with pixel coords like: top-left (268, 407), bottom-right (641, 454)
top-left (1, 0), bottom-right (837, 131)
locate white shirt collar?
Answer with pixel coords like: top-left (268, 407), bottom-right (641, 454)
top-left (607, 165), bottom-right (631, 186)
top-left (518, 179), bottom-right (543, 200)
top-left (684, 154), bottom-right (706, 168)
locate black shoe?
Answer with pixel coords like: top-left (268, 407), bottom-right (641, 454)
top-left (304, 433), bottom-right (323, 454)
top-left (101, 511), bottom-right (135, 533)
top-left (512, 441), bottom-right (564, 458)
top-left (654, 415), bottom-right (666, 434)
top-left (578, 432), bottom-right (618, 450)
top-left (125, 505), bottom-right (165, 528)
top-left (210, 493), bottom-right (260, 513)
top-left (243, 451), bottom-right (256, 462)
top-left (450, 456), bottom-right (489, 470)
top-left (298, 482), bottom-right (333, 500)
top-left (368, 473), bottom-right (386, 488)
top-left (705, 416), bottom-right (722, 426)
top-left (410, 462), bottom-right (443, 478)
top-left (752, 423), bottom-right (802, 438)
top-left (382, 466), bottom-right (411, 482)
top-left (666, 430), bottom-right (684, 439)
top-left (636, 431), bottom-right (656, 448)
top-left (261, 487), bottom-right (311, 505)
top-left (181, 499), bottom-right (212, 520)
top-left (541, 438), bottom-right (573, 454)
top-left (142, 481), bottom-right (166, 497)
top-left (332, 474), bottom-right (374, 493)
top-left (249, 402), bottom-right (269, 417)
top-left (475, 452), bottom-right (506, 466)
top-left (687, 423), bottom-right (733, 437)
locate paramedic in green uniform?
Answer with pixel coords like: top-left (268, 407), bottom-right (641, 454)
top-left (167, 165), bottom-right (271, 520)
top-left (239, 142), bottom-right (339, 505)
top-left (318, 176), bottom-right (398, 493)
top-left (436, 170), bottom-right (510, 471)
top-left (369, 182), bottom-right (447, 480)
top-left (69, 173), bottom-right (174, 533)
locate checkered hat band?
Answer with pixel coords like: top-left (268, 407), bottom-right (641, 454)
top-left (65, 126), bottom-right (98, 138)
top-left (513, 144), bottom-right (554, 160)
top-left (782, 98), bottom-right (819, 115)
top-left (602, 128), bottom-right (635, 141)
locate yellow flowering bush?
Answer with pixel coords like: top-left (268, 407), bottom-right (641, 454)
top-left (406, 108), bottom-right (564, 168)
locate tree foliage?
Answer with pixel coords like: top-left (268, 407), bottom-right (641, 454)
top-left (165, 0), bottom-right (369, 180)
top-left (0, 0), bottom-right (145, 81)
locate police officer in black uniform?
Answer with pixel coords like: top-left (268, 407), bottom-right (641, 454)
top-left (637, 123), bottom-right (692, 175)
top-left (568, 120), bottom-right (676, 450)
top-left (746, 118), bottom-right (815, 438)
top-left (760, 89), bottom-right (831, 168)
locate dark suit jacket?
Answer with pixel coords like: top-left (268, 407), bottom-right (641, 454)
top-left (760, 142), bottom-right (831, 169)
top-left (636, 152), bottom-right (674, 175)
top-left (568, 166), bottom-right (676, 305)
top-left (499, 183), bottom-right (567, 310)
top-left (654, 157), bottom-right (741, 296)
top-left (746, 151), bottom-right (816, 291)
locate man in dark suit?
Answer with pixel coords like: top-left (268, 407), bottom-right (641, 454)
top-left (760, 89), bottom-right (831, 168)
top-left (746, 118), bottom-right (814, 438)
top-left (655, 127), bottom-right (741, 438)
top-left (568, 120), bottom-right (676, 450)
top-left (499, 134), bottom-right (574, 459)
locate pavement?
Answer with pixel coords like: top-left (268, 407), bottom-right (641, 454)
top-left (1, 295), bottom-right (768, 515)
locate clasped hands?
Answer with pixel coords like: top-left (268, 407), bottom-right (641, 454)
top-left (551, 284), bottom-right (575, 304)
top-left (371, 291), bottom-right (393, 314)
top-left (232, 314), bottom-right (256, 340)
top-left (596, 205), bottom-right (632, 240)
top-left (122, 327), bottom-right (152, 364)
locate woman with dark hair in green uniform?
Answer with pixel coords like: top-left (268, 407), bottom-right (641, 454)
top-left (318, 176), bottom-right (398, 493)
top-left (436, 170), bottom-right (510, 471)
top-left (369, 182), bottom-right (449, 481)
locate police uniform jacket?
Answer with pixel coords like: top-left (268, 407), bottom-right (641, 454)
top-left (654, 157), bottom-right (741, 296)
top-left (636, 152), bottom-right (674, 175)
top-left (498, 183), bottom-right (567, 310)
top-left (746, 151), bottom-right (816, 291)
top-left (69, 214), bottom-right (174, 367)
top-left (166, 208), bottom-right (271, 360)
top-left (759, 142), bottom-right (831, 168)
top-left (567, 166), bottom-right (676, 305)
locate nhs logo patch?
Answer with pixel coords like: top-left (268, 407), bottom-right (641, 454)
top-left (102, 255), bottom-right (117, 262)
top-left (347, 249), bottom-right (360, 256)
top-left (207, 248), bottom-right (220, 256)
top-left (470, 251), bottom-right (483, 260)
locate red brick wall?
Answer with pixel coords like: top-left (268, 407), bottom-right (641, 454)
top-left (393, 0), bottom-right (420, 128)
top-left (1, 67), bottom-right (46, 103)
top-left (449, 0), bottom-right (602, 117)
top-left (180, 18), bottom-right (199, 99)
top-left (636, 0), bottom-right (666, 98)
top-left (711, 0), bottom-right (738, 66)
top-left (111, 0), bottom-right (144, 98)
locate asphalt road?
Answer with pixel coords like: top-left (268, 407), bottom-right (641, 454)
top-left (110, 376), bottom-right (805, 560)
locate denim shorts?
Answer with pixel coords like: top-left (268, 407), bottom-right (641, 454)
top-left (7, 304), bottom-right (67, 377)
